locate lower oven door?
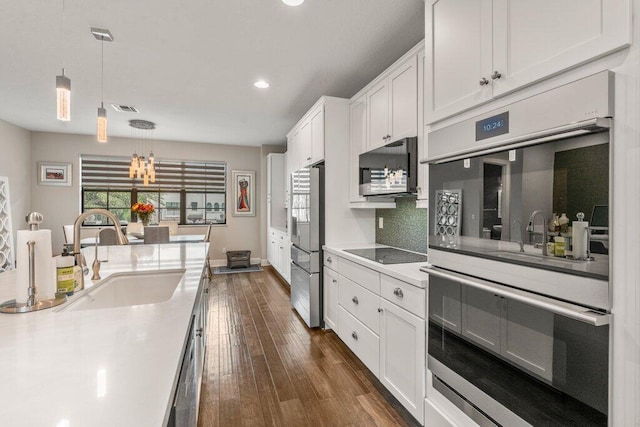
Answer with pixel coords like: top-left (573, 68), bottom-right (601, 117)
top-left (425, 266), bottom-right (610, 426)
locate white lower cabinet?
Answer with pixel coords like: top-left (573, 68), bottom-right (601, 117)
top-left (325, 252), bottom-right (425, 425)
top-left (380, 298), bottom-right (425, 424)
top-left (267, 227), bottom-right (290, 284)
top-left (323, 266), bottom-right (339, 331)
top-left (338, 305), bottom-right (380, 377)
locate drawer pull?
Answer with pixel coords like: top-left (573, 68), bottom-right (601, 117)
top-left (378, 308), bottom-right (383, 313)
top-left (326, 256), bottom-right (332, 263)
top-left (351, 331), bottom-right (358, 340)
top-left (352, 296), bottom-right (359, 305)
top-left (393, 288), bottom-right (404, 298)
top-left (332, 279), bottom-right (337, 283)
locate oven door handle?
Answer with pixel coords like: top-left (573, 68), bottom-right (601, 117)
top-left (422, 265), bottom-right (610, 326)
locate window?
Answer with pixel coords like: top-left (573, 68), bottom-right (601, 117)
top-left (81, 156), bottom-right (227, 225)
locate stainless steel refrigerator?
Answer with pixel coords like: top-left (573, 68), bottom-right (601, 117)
top-left (290, 164), bottom-right (324, 328)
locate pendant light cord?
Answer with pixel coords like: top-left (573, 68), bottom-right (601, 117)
top-left (101, 36), bottom-right (104, 106)
top-left (61, 0), bottom-right (65, 71)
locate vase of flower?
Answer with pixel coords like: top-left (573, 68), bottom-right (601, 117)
top-left (131, 202), bottom-right (155, 227)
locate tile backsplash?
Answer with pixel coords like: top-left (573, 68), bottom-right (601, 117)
top-left (376, 197), bottom-right (427, 253)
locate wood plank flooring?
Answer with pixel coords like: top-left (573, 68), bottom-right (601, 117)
top-left (198, 267), bottom-right (421, 427)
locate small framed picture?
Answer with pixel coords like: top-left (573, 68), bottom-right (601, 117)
top-left (232, 170), bottom-right (255, 217)
top-left (38, 162), bottom-right (72, 186)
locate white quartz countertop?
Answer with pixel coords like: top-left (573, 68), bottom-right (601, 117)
top-left (323, 244), bottom-right (429, 288)
top-left (0, 242), bottom-right (208, 427)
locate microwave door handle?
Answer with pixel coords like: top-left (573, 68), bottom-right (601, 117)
top-left (422, 266), bottom-right (610, 327)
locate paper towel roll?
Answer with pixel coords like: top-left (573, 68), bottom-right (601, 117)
top-left (15, 230), bottom-right (56, 303)
top-left (572, 221), bottom-right (589, 260)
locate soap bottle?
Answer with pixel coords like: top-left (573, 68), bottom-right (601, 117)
top-left (56, 248), bottom-right (75, 296)
top-left (559, 213), bottom-right (569, 234)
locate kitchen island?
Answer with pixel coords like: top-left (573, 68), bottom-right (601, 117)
top-left (0, 242), bottom-right (209, 427)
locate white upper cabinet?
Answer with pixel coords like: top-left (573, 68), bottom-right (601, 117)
top-left (310, 104), bottom-right (325, 165)
top-left (287, 100), bottom-right (328, 169)
top-left (389, 55), bottom-right (418, 142)
top-left (367, 80), bottom-right (390, 150)
top-left (367, 55), bottom-right (418, 150)
top-left (349, 95), bottom-right (367, 203)
top-left (425, 0), bottom-right (630, 123)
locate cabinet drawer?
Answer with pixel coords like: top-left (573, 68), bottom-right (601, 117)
top-left (339, 276), bottom-right (381, 334)
top-left (338, 306), bottom-right (380, 377)
top-left (324, 252), bottom-right (339, 271)
top-left (339, 258), bottom-right (380, 294)
top-left (380, 274), bottom-right (425, 319)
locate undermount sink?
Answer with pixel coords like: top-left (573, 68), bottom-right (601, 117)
top-left (61, 269), bottom-right (186, 312)
top-left (486, 251), bottom-right (591, 267)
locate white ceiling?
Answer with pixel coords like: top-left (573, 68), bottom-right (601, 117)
top-left (0, 0), bottom-right (425, 147)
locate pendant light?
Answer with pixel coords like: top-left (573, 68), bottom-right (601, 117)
top-left (92, 28), bottom-right (113, 143)
top-left (56, 0), bottom-right (70, 121)
top-left (128, 120), bottom-right (157, 186)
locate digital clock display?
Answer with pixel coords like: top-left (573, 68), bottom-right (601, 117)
top-left (475, 112), bottom-right (509, 141)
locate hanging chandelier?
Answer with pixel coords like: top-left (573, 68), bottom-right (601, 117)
top-left (128, 119), bottom-right (156, 186)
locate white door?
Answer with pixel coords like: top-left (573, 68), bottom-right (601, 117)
top-left (417, 49), bottom-right (428, 202)
top-left (298, 121), bottom-right (312, 167)
top-left (425, 0), bottom-right (493, 123)
top-left (379, 299), bottom-right (425, 424)
top-left (492, 0), bottom-right (631, 96)
top-left (323, 266), bottom-right (339, 330)
top-left (500, 298), bottom-right (554, 382)
top-left (389, 55), bottom-right (418, 141)
top-left (461, 286), bottom-right (501, 353)
top-left (367, 79), bottom-right (389, 150)
top-left (310, 105), bottom-right (325, 164)
top-left (349, 95), bottom-right (367, 203)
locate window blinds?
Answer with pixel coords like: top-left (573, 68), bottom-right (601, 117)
top-left (81, 155), bottom-right (226, 192)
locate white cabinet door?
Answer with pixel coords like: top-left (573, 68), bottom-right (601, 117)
top-left (323, 266), bottom-right (339, 330)
top-left (492, 0), bottom-right (631, 96)
top-left (428, 276), bottom-right (462, 334)
top-left (389, 55), bottom-right (418, 141)
top-left (501, 298), bottom-right (554, 382)
top-left (310, 105), bottom-right (324, 165)
top-left (425, 0), bottom-right (493, 123)
top-left (281, 240), bottom-right (290, 283)
top-left (380, 299), bottom-right (425, 424)
top-left (298, 121), bottom-right (312, 168)
top-left (461, 286), bottom-right (501, 352)
top-left (349, 95), bottom-right (367, 203)
top-left (367, 79), bottom-right (390, 150)
top-left (338, 306), bottom-right (380, 377)
top-left (417, 49), bottom-right (428, 202)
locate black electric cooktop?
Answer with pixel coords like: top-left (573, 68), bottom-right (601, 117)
top-left (344, 247), bottom-right (428, 264)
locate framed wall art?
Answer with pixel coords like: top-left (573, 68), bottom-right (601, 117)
top-left (232, 170), bottom-right (255, 217)
top-left (38, 162), bottom-right (72, 186)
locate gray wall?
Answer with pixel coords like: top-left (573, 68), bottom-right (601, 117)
top-left (0, 119), bottom-right (32, 252)
top-left (30, 132), bottom-right (264, 262)
top-left (376, 197), bottom-right (427, 253)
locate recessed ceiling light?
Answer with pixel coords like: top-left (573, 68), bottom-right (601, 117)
top-left (254, 80), bottom-right (270, 89)
top-left (282, 0), bottom-right (304, 6)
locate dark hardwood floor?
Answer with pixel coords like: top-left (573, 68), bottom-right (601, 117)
top-left (198, 267), bottom-right (421, 427)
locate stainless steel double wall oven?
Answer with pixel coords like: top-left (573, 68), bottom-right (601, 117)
top-left (423, 71), bottom-right (613, 426)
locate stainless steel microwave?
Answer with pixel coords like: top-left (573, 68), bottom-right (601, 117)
top-left (358, 137), bottom-right (418, 197)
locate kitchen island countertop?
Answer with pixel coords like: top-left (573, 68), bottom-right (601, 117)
top-left (0, 242), bottom-right (208, 427)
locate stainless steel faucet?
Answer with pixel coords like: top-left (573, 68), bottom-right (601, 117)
top-left (510, 220), bottom-right (525, 252)
top-left (527, 210), bottom-right (549, 256)
top-left (73, 209), bottom-right (128, 290)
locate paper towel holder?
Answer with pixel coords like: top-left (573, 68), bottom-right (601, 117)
top-left (0, 212), bottom-right (66, 313)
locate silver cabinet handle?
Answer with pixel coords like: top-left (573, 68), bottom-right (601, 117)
top-left (326, 256), bottom-right (332, 263)
top-left (332, 279), bottom-right (337, 283)
top-left (196, 328), bottom-right (203, 337)
top-left (352, 296), bottom-right (359, 305)
top-left (307, 157), bottom-right (311, 161)
top-left (351, 331), bottom-right (358, 340)
top-left (378, 308), bottom-right (383, 313)
top-left (479, 77), bottom-right (490, 86)
top-left (491, 70), bottom-right (502, 80)
top-left (393, 287), bottom-right (404, 298)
